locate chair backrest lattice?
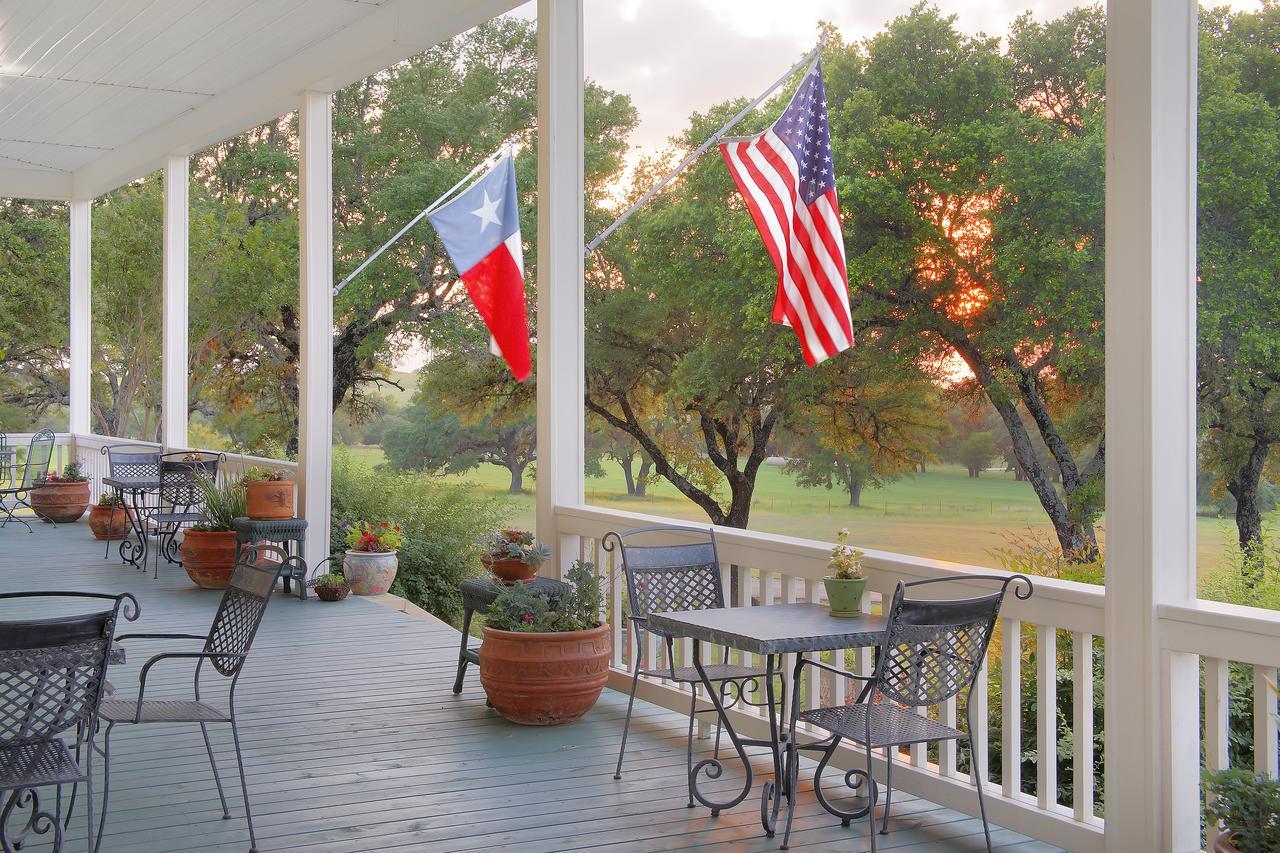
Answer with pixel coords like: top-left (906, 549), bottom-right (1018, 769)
top-left (103, 444), bottom-right (161, 481)
top-left (605, 526), bottom-right (725, 621)
top-left (18, 429), bottom-right (56, 490)
top-left (871, 575), bottom-right (1033, 708)
top-left (203, 550), bottom-right (280, 677)
top-left (158, 451), bottom-right (221, 508)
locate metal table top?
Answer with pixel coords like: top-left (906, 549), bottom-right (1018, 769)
top-left (647, 603), bottom-right (886, 655)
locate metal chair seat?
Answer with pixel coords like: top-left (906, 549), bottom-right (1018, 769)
top-left (150, 511), bottom-right (201, 525)
top-left (0, 740), bottom-right (84, 789)
top-left (800, 702), bottom-right (963, 749)
top-left (99, 698), bottom-right (229, 724)
top-left (648, 662), bottom-right (767, 683)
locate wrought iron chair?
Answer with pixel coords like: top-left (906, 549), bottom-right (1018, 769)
top-left (148, 451), bottom-right (223, 578)
top-left (783, 574), bottom-right (1034, 852)
top-left (604, 525), bottom-right (776, 806)
top-left (96, 544), bottom-right (291, 853)
top-left (0, 431), bottom-right (9, 488)
top-left (0, 429), bottom-right (56, 532)
top-left (0, 590), bottom-right (139, 853)
top-left (100, 444), bottom-right (161, 560)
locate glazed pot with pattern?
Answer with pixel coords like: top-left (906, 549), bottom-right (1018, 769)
top-left (30, 480), bottom-right (91, 523)
top-left (343, 549), bottom-right (398, 595)
top-left (479, 624), bottom-right (612, 725)
top-left (180, 530), bottom-right (239, 589)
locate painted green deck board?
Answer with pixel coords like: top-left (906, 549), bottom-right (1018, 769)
top-left (1, 521), bottom-right (1056, 852)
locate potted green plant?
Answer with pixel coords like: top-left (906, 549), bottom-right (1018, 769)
top-left (823, 527), bottom-right (867, 617)
top-left (242, 465), bottom-right (295, 520)
top-left (480, 560), bottom-right (611, 725)
top-left (341, 520), bottom-right (404, 595)
top-left (480, 528), bottom-right (551, 584)
top-left (313, 572), bottom-right (351, 602)
top-left (181, 475), bottom-right (247, 589)
top-left (30, 461), bottom-right (91, 523)
top-left (1204, 768), bottom-right (1280, 852)
top-left (87, 490), bottom-right (132, 540)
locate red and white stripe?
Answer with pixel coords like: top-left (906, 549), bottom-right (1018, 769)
top-left (720, 129), bottom-right (852, 366)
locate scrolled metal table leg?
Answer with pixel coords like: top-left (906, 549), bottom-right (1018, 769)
top-left (759, 653), bottom-right (784, 837)
top-left (780, 652), bottom-right (806, 850)
top-left (689, 639), bottom-right (752, 817)
top-left (117, 488), bottom-right (147, 569)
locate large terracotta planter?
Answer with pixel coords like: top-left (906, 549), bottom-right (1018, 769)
top-left (30, 481), bottom-right (90, 523)
top-left (87, 504), bottom-right (133, 540)
top-left (343, 549), bottom-right (398, 595)
top-left (481, 554), bottom-right (537, 584)
top-left (180, 530), bottom-right (239, 589)
top-left (245, 479), bottom-right (295, 520)
top-left (479, 624), bottom-right (611, 725)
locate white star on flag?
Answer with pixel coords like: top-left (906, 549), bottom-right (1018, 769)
top-left (471, 190), bottom-right (501, 231)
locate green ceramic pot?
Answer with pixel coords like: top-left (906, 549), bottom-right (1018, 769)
top-left (824, 576), bottom-right (867, 617)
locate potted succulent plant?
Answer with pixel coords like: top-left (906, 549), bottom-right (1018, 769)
top-left (87, 490), bottom-right (133, 540)
top-left (313, 572), bottom-right (352, 602)
top-left (341, 520), bottom-right (404, 595)
top-left (480, 528), bottom-right (551, 584)
top-left (480, 559), bottom-right (611, 725)
top-left (242, 465), bottom-right (295, 520)
top-left (180, 475), bottom-right (247, 589)
top-left (30, 461), bottom-right (91, 523)
top-left (1204, 768), bottom-right (1280, 852)
top-left (823, 527), bottom-right (867, 617)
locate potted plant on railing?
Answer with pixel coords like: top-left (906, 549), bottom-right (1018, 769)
top-left (341, 520), bottom-right (404, 595)
top-left (313, 572), bottom-right (352, 602)
top-left (30, 461), bottom-right (91, 523)
top-left (242, 466), bottom-right (295, 520)
top-left (181, 475), bottom-right (246, 589)
top-left (1204, 768), bottom-right (1280, 852)
top-left (480, 559), bottom-right (610, 725)
top-left (87, 490), bottom-right (132, 540)
top-left (823, 527), bottom-right (867, 617)
top-left (480, 528), bottom-right (551, 584)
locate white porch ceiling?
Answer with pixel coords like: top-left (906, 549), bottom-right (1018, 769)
top-left (0, 0), bottom-right (524, 200)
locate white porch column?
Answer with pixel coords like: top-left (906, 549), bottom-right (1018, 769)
top-left (298, 90), bottom-right (334, 565)
top-left (68, 199), bottom-right (91, 435)
top-left (1103, 0), bottom-right (1200, 849)
top-left (535, 0), bottom-right (586, 576)
top-left (162, 154), bottom-right (189, 449)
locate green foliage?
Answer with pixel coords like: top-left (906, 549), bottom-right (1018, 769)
top-left (486, 560), bottom-right (603, 633)
top-left (1204, 768), bottom-right (1280, 852)
top-left (314, 573), bottom-right (348, 587)
top-left (50, 461), bottom-right (88, 483)
top-left (96, 491), bottom-right (125, 507)
top-left (1201, 533), bottom-right (1280, 612)
top-left (481, 528), bottom-right (550, 567)
top-left (240, 466), bottom-right (286, 483)
top-left (988, 527), bottom-right (1105, 585)
top-left (191, 475), bottom-right (247, 532)
top-left (827, 527), bottom-right (865, 580)
top-left (329, 450), bottom-right (508, 624)
top-left (341, 520), bottom-right (405, 553)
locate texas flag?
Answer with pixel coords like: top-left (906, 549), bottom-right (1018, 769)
top-left (427, 152), bottom-right (532, 382)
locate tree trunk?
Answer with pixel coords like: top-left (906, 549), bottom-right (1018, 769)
top-left (619, 455), bottom-right (636, 496)
top-left (508, 464), bottom-right (526, 494)
top-left (1226, 436), bottom-right (1270, 562)
top-left (848, 474), bottom-right (862, 507)
top-left (635, 459), bottom-right (651, 497)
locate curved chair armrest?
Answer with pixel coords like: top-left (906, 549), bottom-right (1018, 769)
top-left (798, 657), bottom-right (874, 682)
top-left (129, 651), bottom-right (244, 720)
top-left (116, 633), bottom-right (206, 642)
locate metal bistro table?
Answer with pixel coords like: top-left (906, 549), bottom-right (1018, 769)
top-left (103, 475), bottom-right (161, 569)
top-left (647, 603), bottom-right (887, 844)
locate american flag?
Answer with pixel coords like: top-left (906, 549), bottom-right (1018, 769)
top-left (720, 59), bottom-right (852, 366)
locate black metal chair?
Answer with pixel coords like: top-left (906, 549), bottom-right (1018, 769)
top-left (148, 451), bottom-right (223, 578)
top-left (100, 445), bottom-right (161, 560)
top-left (0, 429), bottom-right (56, 532)
top-left (96, 544), bottom-right (291, 853)
top-left (783, 574), bottom-right (1033, 852)
top-left (0, 591), bottom-right (139, 853)
top-left (604, 525), bottom-right (775, 806)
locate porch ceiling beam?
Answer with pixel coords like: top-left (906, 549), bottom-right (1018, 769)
top-left (162, 154), bottom-right (190, 450)
top-left (69, 0), bottom-right (523, 201)
top-left (0, 168), bottom-right (73, 201)
top-left (1103, 0), bottom-right (1200, 848)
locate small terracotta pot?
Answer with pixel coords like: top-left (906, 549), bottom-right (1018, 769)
top-left (245, 479), bottom-right (295, 520)
top-left (30, 481), bottom-right (90, 523)
top-left (180, 530), bottom-right (239, 589)
top-left (87, 504), bottom-right (134, 540)
top-left (482, 555), bottom-right (537, 584)
top-left (343, 550), bottom-right (398, 595)
top-left (479, 624), bottom-right (612, 725)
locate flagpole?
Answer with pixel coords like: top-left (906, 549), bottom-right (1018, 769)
top-left (333, 142), bottom-right (512, 296)
top-left (584, 39), bottom-right (824, 256)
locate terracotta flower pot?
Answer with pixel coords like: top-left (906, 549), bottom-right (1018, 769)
top-left (245, 479), bottom-right (295, 520)
top-left (479, 623), bottom-right (612, 725)
top-left (30, 480), bottom-right (90, 523)
top-left (87, 504), bottom-right (134, 540)
top-left (482, 555), bottom-right (537, 584)
top-left (179, 530), bottom-right (239, 589)
top-left (343, 549), bottom-right (398, 595)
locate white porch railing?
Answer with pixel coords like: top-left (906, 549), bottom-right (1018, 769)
top-left (556, 502), bottom-right (1280, 853)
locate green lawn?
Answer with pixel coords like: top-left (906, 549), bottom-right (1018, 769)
top-left (340, 445), bottom-right (1244, 575)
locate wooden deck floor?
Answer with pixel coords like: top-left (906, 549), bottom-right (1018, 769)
top-left (2, 521), bottom-right (1058, 852)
